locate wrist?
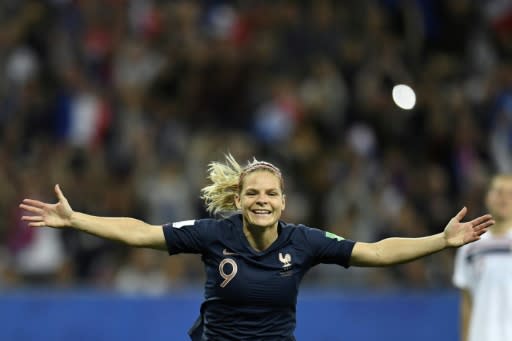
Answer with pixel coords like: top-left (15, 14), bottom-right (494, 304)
top-left (441, 231), bottom-right (454, 248)
top-left (68, 210), bottom-right (78, 228)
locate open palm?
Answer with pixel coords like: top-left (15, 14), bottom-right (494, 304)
top-left (444, 207), bottom-right (494, 247)
top-left (19, 184), bottom-right (73, 229)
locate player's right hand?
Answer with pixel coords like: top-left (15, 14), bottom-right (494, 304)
top-left (19, 184), bottom-right (74, 229)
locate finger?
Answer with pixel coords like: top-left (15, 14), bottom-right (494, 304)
top-left (21, 215), bottom-right (44, 222)
top-left (469, 214), bottom-right (493, 227)
top-left (27, 221), bottom-right (47, 227)
top-left (470, 236), bottom-right (482, 242)
top-left (475, 228), bottom-right (489, 236)
top-left (55, 184), bottom-right (66, 201)
top-left (474, 220), bottom-right (495, 231)
top-left (21, 199), bottom-right (46, 208)
top-left (454, 206), bottom-right (467, 221)
top-left (19, 203), bottom-right (44, 215)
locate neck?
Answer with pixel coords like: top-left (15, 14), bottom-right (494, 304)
top-left (491, 220), bottom-right (512, 236)
top-left (243, 223), bottom-right (278, 252)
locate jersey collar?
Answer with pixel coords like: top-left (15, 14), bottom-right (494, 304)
top-left (226, 214), bottom-right (289, 255)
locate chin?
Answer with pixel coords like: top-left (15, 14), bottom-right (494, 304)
top-left (249, 218), bottom-right (276, 228)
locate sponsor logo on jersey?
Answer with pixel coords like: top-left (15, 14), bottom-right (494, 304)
top-left (222, 248), bottom-right (238, 256)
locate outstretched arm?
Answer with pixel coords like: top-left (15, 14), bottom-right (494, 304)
top-left (350, 207), bottom-right (494, 267)
top-left (19, 184), bottom-right (167, 250)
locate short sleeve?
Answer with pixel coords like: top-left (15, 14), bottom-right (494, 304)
top-left (452, 245), bottom-right (469, 289)
top-left (302, 226), bottom-right (356, 268)
top-left (162, 219), bottom-right (217, 255)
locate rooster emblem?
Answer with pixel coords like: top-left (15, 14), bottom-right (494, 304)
top-left (279, 252), bottom-right (292, 268)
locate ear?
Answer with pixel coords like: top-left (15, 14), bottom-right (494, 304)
top-left (282, 194), bottom-right (286, 211)
top-left (234, 193), bottom-right (241, 210)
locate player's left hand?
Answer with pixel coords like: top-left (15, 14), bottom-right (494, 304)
top-left (443, 207), bottom-right (494, 247)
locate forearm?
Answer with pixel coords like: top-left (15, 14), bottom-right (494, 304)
top-left (70, 212), bottom-right (160, 247)
top-left (373, 233), bottom-right (447, 265)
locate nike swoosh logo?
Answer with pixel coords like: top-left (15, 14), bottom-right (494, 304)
top-left (223, 249), bottom-right (238, 256)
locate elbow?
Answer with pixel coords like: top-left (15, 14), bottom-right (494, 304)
top-left (372, 241), bottom-right (404, 266)
top-left (352, 242), bottom-right (391, 267)
top-left (113, 224), bottom-right (148, 247)
top-left (129, 230), bottom-right (151, 248)
top-left (373, 246), bottom-right (392, 267)
top-left (130, 224), bottom-right (165, 249)
top-left (117, 219), bottom-right (153, 247)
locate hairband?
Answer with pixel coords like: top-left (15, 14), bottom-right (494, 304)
top-left (242, 162), bottom-right (282, 177)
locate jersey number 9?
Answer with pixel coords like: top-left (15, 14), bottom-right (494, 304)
top-left (219, 258), bottom-right (238, 288)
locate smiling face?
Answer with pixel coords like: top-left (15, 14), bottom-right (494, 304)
top-left (235, 170), bottom-right (285, 230)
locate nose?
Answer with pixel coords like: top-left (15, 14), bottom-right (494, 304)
top-left (255, 194), bottom-right (268, 204)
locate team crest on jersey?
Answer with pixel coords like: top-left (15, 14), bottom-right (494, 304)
top-left (279, 252), bottom-right (292, 268)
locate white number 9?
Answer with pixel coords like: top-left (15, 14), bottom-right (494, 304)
top-left (218, 258), bottom-right (238, 288)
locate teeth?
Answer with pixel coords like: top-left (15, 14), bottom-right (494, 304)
top-left (254, 210), bottom-right (270, 214)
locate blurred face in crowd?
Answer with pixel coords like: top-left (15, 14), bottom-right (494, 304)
top-left (235, 170), bottom-right (285, 230)
top-left (485, 175), bottom-right (512, 222)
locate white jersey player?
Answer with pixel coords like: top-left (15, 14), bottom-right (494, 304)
top-left (453, 174), bottom-right (512, 341)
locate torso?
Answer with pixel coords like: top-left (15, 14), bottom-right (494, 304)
top-left (163, 214), bottom-right (355, 340)
top-left (453, 230), bottom-right (512, 341)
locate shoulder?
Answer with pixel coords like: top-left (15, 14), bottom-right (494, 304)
top-left (279, 221), bottom-right (310, 239)
top-left (280, 221), bottom-right (349, 243)
top-left (162, 216), bottom-right (239, 249)
top-left (164, 216), bottom-right (238, 229)
top-left (162, 216), bottom-right (237, 242)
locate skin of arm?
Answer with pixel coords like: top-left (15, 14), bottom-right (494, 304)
top-left (460, 289), bottom-right (472, 341)
top-left (20, 184), bottom-right (167, 250)
top-left (350, 207), bottom-right (494, 267)
top-left (350, 233), bottom-right (446, 266)
top-left (70, 213), bottom-right (166, 249)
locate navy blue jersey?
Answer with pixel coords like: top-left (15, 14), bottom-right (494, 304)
top-left (162, 214), bottom-right (355, 341)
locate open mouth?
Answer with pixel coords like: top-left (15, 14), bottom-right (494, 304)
top-left (252, 209), bottom-right (271, 216)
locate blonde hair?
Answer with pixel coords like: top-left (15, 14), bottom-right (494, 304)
top-left (491, 173), bottom-right (512, 182)
top-left (489, 173), bottom-right (512, 189)
top-left (200, 154), bottom-right (283, 216)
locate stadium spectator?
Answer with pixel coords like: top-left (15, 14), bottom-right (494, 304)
top-left (0, 0), bottom-right (510, 291)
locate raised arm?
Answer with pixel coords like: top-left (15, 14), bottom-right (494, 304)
top-left (19, 184), bottom-right (167, 250)
top-left (350, 207), bottom-right (494, 267)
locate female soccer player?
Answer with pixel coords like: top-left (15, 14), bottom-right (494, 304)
top-left (20, 154), bottom-right (494, 341)
top-left (453, 173), bottom-right (512, 341)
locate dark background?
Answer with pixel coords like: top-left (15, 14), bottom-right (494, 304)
top-left (1, 0), bottom-right (512, 293)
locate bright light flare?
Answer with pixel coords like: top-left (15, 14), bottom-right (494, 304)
top-left (392, 84), bottom-right (416, 110)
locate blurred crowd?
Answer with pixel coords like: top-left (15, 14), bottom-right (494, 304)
top-left (1, 0), bottom-right (512, 294)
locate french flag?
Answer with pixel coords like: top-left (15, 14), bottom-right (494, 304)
top-left (54, 89), bottom-right (112, 149)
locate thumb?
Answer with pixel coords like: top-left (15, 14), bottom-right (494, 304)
top-left (54, 184), bottom-right (66, 201)
top-left (454, 206), bottom-right (467, 222)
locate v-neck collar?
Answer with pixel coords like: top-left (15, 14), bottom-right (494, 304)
top-left (227, 214), bottom-right (286, 256)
